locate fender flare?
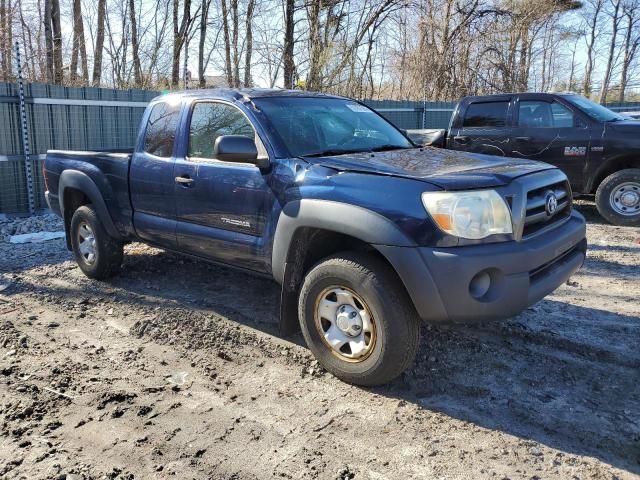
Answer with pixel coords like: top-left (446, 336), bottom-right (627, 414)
top-left (271, 199), bottom-right (415, 285)
top-left (586, 154), bottom-right (640, 193)
top-left (58, 170), bottom-right (122, 244)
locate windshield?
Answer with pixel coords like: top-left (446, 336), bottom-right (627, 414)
top-left (253, 96), bottom-right (413, 157)
top-left (563, 95), bottom-right (624, 122)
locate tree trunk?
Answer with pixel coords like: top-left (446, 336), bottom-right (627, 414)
top-left (78, 7), bottom-right (88, 82)
top-left (51, 0), bottom-right (63, 83)
top-left (18, 3), bottom-right (37, 79)
top-left (171, 0), bottom-right (191, 87)
top-left (599, 0), bottom-right (621, 103)
top-left (130, 0), bottom-right (142, 85)
top-left (1, 0), bottom-right (7, 82)
top-left (70, 0), bottom-right (82, 82)
top-left (6, 0), bottom-right (11, 80)
top-left (583, 0), bottom-right (603, 97)
top-left (92, 0), bottom-right (106, 86)
top-left (172, 0), bottom-right (180, 86)
top-left (618, 6), bottom-right (639, 103)
top-left (282, 0), bottom-right (294, 88)
top-left (198, 0), bottom-right (210, 87)
top-left (244, 0), bottom-right (255, 87)
top-left (220, 0), bottom-right (233, 86)
top-left (518, 26), bottom-right (530, 91)
top-left (306, 0), bottom-right (322, 90)
top-left (231, 0), bottom-right (239, 87)
top-left (43, 0), bottom-right (54, 82)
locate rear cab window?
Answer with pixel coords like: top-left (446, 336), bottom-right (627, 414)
top-left (143, 101), bottom-right (181, 157)
top-left (462, 101), bottom-right (509, 127)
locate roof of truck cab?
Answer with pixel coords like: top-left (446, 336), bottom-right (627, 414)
top-left (151, 88), bottom-right (348, 103)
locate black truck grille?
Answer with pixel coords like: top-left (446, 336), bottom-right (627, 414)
top-left (522, 180), bottom-right (571, 238)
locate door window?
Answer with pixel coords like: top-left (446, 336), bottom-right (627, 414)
top-left (462, 102), bottom-right (509, 127)
top-left (188, 102), bottom-right (255, 159)
top-left (518, 101), bottom-right (574, 128)
top-left (143, 102), bottom-right (181, 157)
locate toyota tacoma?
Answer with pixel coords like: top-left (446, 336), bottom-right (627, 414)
top-left (44, 89), bottom-right (587, 386)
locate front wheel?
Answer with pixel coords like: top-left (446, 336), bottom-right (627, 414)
top-left (595, 168), bottom-right (640, 226)
top-left (298, 252), bottom-right (420, 386)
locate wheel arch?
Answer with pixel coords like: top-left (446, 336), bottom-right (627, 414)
top-left (588, 156), bottom-right (640, 193)
top-left (58, 170), bottom-right (122, 249)
top-left (272, 199), bottom-right (416, 336)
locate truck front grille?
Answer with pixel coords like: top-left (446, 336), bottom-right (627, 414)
top-left (522, 180), bottom-right (572, 238)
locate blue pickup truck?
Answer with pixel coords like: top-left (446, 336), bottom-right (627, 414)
top-left (44, 89), bottom-right (587, 386)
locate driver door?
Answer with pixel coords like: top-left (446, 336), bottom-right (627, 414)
top-left (173, 101), bottom-right (276, 273)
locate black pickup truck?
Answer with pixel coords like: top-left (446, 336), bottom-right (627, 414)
top-left (44, 89), bottom-right (587, 386)
top-left (411, 93), bottom-right (640, 226)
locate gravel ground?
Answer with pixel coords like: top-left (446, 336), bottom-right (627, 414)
top-left (0, 200), bottom-right (638, 480)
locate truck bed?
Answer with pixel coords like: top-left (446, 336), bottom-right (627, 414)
top-left (44, 149), bottom-right (135, 238)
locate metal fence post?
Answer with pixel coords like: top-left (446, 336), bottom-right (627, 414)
top-left (15, 41), bottom-right (35, 214)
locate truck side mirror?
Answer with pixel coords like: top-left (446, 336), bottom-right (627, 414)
top-left (213, 135), bottom-right (268, 168)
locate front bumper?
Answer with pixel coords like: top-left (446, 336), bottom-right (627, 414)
top-left (376, 210), bottom-right (587, 323)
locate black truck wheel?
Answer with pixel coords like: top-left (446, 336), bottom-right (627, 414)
top-left (595, 168), bottom-right (640, 227)
top-left (70, 205), bottom-right (124, 279)
top-left (298, 252), bottom-right (420, 386)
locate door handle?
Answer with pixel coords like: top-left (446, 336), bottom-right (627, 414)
top-left (514, 136), bottom-right (531, 142)
top-left (175, 175), bottom-right (194, 186)
top-left (454, 135), bottom-right (469, 143)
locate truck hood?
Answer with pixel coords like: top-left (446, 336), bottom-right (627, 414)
top-left (307, 147), bottom-right (555, 189)
top-left (608, 119), bottom-right (640, 133)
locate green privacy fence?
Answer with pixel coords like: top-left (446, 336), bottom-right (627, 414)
top-left (0, 82), bottom-right (159, 213)
top-left (1, 82), bottom-right (639, 214)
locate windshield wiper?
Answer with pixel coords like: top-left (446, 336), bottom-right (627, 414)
top-left (301, 148), bottom-right (367, 157)
top-left (301, 144), bottom-right (411, 158)
top-left (369, 144), bottom-right (411, 152)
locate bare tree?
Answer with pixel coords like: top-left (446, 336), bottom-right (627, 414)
top-left (244, 0), bottom-right (255, 87)
top-left (172, 0), bottom-right (193, 87)
top-left (130, 0), bottom-right (143, 85)
top-left (220, 0), bottom-right (233, 85)
top-left (43, 0), bottom-right (54, 82)
top-left (618, 0), bottom-right (640, 101)
top-left (1, 0), bottom-right (8, 81)
top-left (583, 0), bottom-right (605, 96)
top-left (599, 0), bottom-right (623, 102)
top-left (282, 0), bottom-right (295, 88)
top-left (198, 0), bottom-right (212, 86)
top-left (70, 0), bottom-right (88, 83)
top-left (92, 0), bottom-right (106, 86)
top-left (51, 0), bottom-right (62, 83)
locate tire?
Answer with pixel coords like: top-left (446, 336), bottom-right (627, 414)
top-left (70, 205), bottom-right (123, 279)
top-left (595, 168), bottom-right (640, 227)
top-left (298, 251), bottom-right (420, 386)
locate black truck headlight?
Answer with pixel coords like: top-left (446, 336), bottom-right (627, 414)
top-left (422, 190), bottom-right (513, 240)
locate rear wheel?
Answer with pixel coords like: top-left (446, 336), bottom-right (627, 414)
top-left (298, 252), bottom-right (420, 386)
top-left (595, 168), bottom-right (640, 227)
top-left (70, 205), bottom-right (123, 279)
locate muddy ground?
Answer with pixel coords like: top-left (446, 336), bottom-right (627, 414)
top-left (0, 199), bottom-right (638, 480)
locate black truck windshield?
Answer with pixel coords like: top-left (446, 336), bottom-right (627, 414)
top-left (253, 96), bottom-right (413, 157)
top-left (563, 95), bottom-right (624, 122)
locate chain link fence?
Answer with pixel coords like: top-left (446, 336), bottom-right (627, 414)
top-left (2, 75), bottom-right (639, 214)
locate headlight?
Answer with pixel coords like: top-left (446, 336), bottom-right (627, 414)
top-left (422, 190), bottom-right (512, 239)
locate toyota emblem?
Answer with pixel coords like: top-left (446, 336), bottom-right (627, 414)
top-left (545, 192), bottom-right (558, 216)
